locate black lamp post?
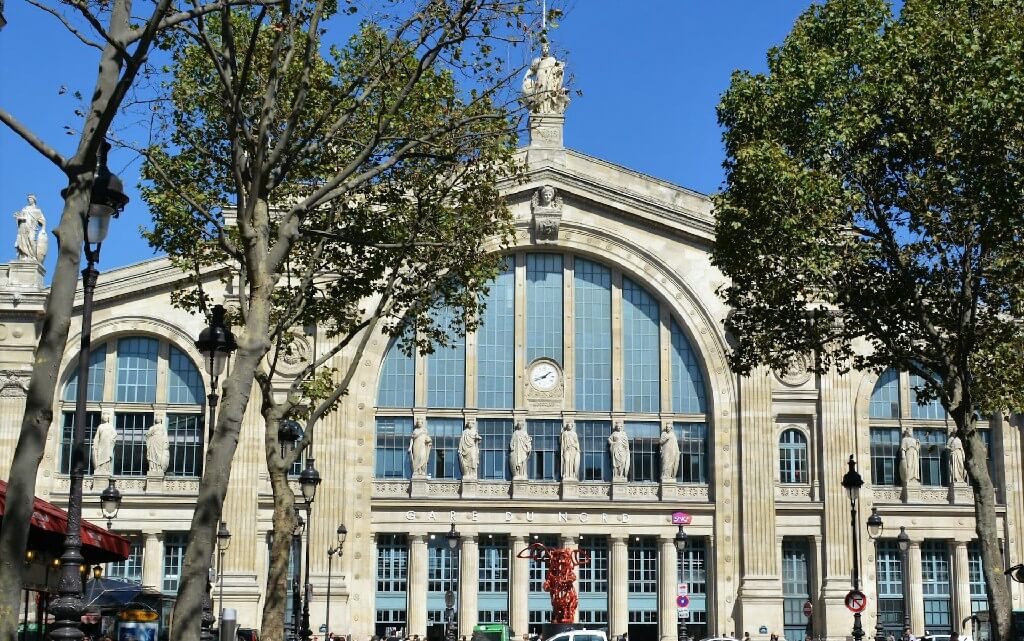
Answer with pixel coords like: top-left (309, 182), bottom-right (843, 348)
top-left (217, 521), bottom-right (232, 626)
top-left (99, 479), bottom-right (122, 530)
top-left (866, 507), bottom-right (885, 641)
top-left (675, 524), bottom-right (688, 641)
top-left (291, 509), bottom-right (305, 641)
top-left (841, 455), bottom-right (866, 641)
top-left (195, 304), bottom-right (237, 442)
top-left (445, 524), bottom-right (461, 641)
top-left (897, 527), bottom-right (912, 641)
top-left (50, 140), bottom-right (128, 641)
top-left (326, 524), bottom-right (347, 637)
top-left (298, 458), bottom-right (322, 641)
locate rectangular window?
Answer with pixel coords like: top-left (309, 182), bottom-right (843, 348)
top-left (574, 258), bottom-right (611, 411)
top-left (428, 418), bottom-right (462, 480)
top-left (782, 538), bottom-right (811, 641)
top-left (528, 420), bottom-right (560, 481)
top-left (626, 421), bottom-right (660, 483)
top-left (579, 536), bottom-right (609, 594)
top-left (167, 346), bottom-right (203, 405)
top-left (479, 419), bottom-right (512, 481)
top-left (166, 413), bottom-right (203, 477)
top-left (116, 337), bottom-right (158, 403)
top-left (162, 533), bottom-right (188, 593)
top-left (526, 254), bottom-right (564, 365)
top-left (678, 536), bottom-right (707, 625)
top-left (378, 330), bottom-right (415, 408)
top-left (375, 417), bottom-right (412, 479)
top-left (64, 345), bottom-right (106, 402)
top-left (577, 421), bottom-right (611, 482)
top-left (116, 412), bottom-right (153, 476)
top-left (529, 535), bottom-right (559, 593)
top-left (622, 278), bottom-right (660, 413)
top-left (376, 534), bottom-right (409, 593)
top-left (968, 541), bottom-right (988, 614)
top-left (478, 259), bottom-right (514, 409)
top-left (627, 538), bottom-right (657, 594)
top-left (870, 369), bottom-right (900, 419)
top-left (921, 540), bottom-right (951, 632)
top-left (915, 429), bottom-right (947, 486)
top-left (871, 428), bottom-right (901, 486)
top-left (427, 536), bottom-right (459, 593)
top-left (427, 307), bottom-right (466, 408)
top-left (677, 422), bottom-right (707, 484)
top-left (671, 320), bottom-right (706, 413)
top-left (107, 538), bottom-right (144, 583)
top-left (60, 411), bottom-right (100, 475)
top-left (479, 536), bottom-right (509, 593)
top-left (910, 373), bottom-right (945, 420)
top-left (876, 541), bottom-right (905, 633)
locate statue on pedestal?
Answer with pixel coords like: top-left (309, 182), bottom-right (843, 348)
top-left (146, 414), bottom-right (170, 474)
top-left (561, 422), bottom-right (580, 481)
top-left (946, 429), bottom-right (967, 484)
top-left (458, 419), bottom-right (481, 479)
top-left (91, 411), bottom-right (116, 475)
top-left (509, 421), bottom-right (533, 479)
top-left (13, 194), bottom-right (47, 263)
top-left (409, 419), bottom-right (432, 476)
top-left (521, 43), bottom-right (569, 115)
top-left (609, 421), bottom-right (630, 480)
top-left (660, 422), bottom-right (679, 479)
top-left (900, 428), bottom-right (921, 483)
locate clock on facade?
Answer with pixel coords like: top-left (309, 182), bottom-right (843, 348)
top-left (528, 360), bottom-right (561, 392)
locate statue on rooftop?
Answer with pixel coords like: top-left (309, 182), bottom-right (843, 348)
top-left (13, 194), bottom-right (47, 263)
top-left (521, 43), bottom-right (569, 115)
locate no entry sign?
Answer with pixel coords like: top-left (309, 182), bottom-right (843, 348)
top-left (802, 600), bottom-right (812, 618)
top-left (845, 590), bottom-right (867, 613)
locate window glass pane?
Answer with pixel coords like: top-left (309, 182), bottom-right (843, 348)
top-left (60, 411), bottom-right (100, 475)
top-left (529, 535), bottom-right (559, 592)
top-left (921, 540), bottom-right (951, 633)
top-left (427, 535), bottom-right (459, 593)
top-left (671, 320), bottom-right (705, 413)
top-left (779, 429), bottom-right (808, 484)
top-left (915, 429), bottom-right (947, 486)
top-left (162, 532), bottom-right (188, 593)
top-left (428, 418), bottom-right (462, 480)
top-left (870, 369), bottom-right (900, 419)
top-left (376, 534), bottom-right (409, 593)
top-left (967, 541), bottom-right (988, 613)
top-left (910, 373), bottom-right (945, 420)
top-left (782, 538), bottom-right (810, 641)
top-left (427, 307), bottom-right (466, 408)
top-left (107, 539), bottom-right (144, 583)
top-left (167, 346), bottom-right (204, 405)
top-left (622, 278), bottom-right (659, 412)
top-left (166, 413), bottom-right (204, 477)
top-left (675, 422), bottom-right (707, 484)
top-left (577, 420), bottom-right (611, 482)
top-left (527, 420), bottom-right (560, 481)
top-left (479, 419), bottom-right (512, 481)
top-left (871, 428), bottom-right (901, 486)
top-left (115, 412), bottom-right (153, 476)
top-left (579, 536), bottom-right (609, 594)
top-left (116, 337), bottom-right (158, 403)
top-left (625, 421), bottom-right (660, 483)
top-left (574, 258), bottom-right (611, 411)
top-left (375, 417), bottom-right (412, 479)
top-left (626, 537), bottom-right (657, 595)
top-left (378, 328), bottom-right (415, 408)
top-left (478, 535), bottom-right (510, 593)
top-left (478, 259), bottom-right (515, 409)
top-left (526, 254), bottom-right (563, 365)
top-left (64, 345), bottom-right (106, 402)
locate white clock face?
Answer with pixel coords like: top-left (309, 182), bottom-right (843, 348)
top-left (529, 362), bottom-right (560, 391)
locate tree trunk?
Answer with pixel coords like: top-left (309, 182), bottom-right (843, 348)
top-left (260, 447), bottom-right (300, 641)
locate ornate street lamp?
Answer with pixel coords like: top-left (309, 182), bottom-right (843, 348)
top-left (51, 140), bottom-right (128, 641)
top-left (99, 479), bottom-right (121, 530)
top-left (298, 459), bottom-right (321, 641)
top-left (841, 456), bottom-right (865, 641)
top-left (326, 524), bottom-right (347, 637)
top-left (675, 525), bottom-right (688, 641)
top-left (897, 527), bottom-right (912, 641)
top-left (217, 521), bottom-right (232, 626)
top-left (445, 523), bottom-right (461, 641)
top-left (195, 304), bottom-right (237, 442)
top-left (866, 508), bottom-right (885, 641)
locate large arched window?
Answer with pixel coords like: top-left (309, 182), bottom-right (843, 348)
top-left (373, 252), bottom-right (710, 484)
top-left (60, 336), bottom-right (206, 477)
top-left (779, 429), bottom-right (808, 484)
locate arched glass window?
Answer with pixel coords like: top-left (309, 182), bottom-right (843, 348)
top-left (574, 258), bottom-right (611, 411)
top-left (909, 373), bottom-right (945, 420)
top-left (671, 320), bottom-right (706, 413)
top-left (478, 259), bottom-right (515, 409)
top-left (59, 335), bottom-right (206, 478)
top-left (426, 306), bottom-right (465, 408)
top-left (779, 429), bottom-right (808, 484)
top-left (622, 277), bottom-right (660, 413)
top-left (378, 327), bottom-right (415, 408)
top-left (870, 369), bottom-right (900, 419)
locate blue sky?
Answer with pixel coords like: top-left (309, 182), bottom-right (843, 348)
top-left (0, 1), bottom-right (813, 275)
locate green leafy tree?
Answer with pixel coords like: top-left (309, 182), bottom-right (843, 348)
top-left (139, 2), bottom-right (547, 638)
top-left (714, 0), bottom-right (1024, 636)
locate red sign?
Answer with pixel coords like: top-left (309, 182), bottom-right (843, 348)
top-left (844, 590), bottom-right (867, 613)
top-left (803, 600), bottom-right (813, 618)
top-left (676, 595), bottom-right (690, 609)
top-left (671, 511), bottom-right (692, 525)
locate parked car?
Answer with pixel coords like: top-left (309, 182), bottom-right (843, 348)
top-left (236, 628), bottom-right (259, 641)
top-left (543, 629), bottom-right (608, 641)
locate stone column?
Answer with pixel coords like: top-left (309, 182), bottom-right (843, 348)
top-left (511, 535), bottom-right (530, 637)
top-left (459, 536), bottom-right (480, 636)
top-left (906, 541), bottom-right (923, 633)
top-left (610, 536), bottom-right (629, 638)
top-left (952, 541), bottom-right (971, 633)
top-left (659, 535), bottom-right (679, 641)
top-left (142, 531), bottom-right (163, 589)
top-left (408, 534), bottom-right (429, 637)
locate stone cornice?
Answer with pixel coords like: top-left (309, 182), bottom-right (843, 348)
top-left (73, 257), bottom-right (229, 308)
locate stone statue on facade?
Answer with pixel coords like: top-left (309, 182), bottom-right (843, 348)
top-left (13, 194), bottom-right (47, 263)
top-left (899, 428), bottom-right (921, 483)
top-left (531, 185), bottom-right (564, 243)
top-left (459, 419), bottom-right (481, 479)
top-left (660, 422), bottom-right (679, 480)
top-left (521, 43), bottom-right (569, 115)
top-left (409, 419), bottom-right (432, 476)
top-left (146, 414), bottom-right (170, 474)
top-left (509, 421), bottom-right (533, 480)
top-left (92, 411), bottom-right (116, 475)
top-left (609, 421), bottom-right (630, 480)
top-left (946, 429), bottom-right (967, 484)
top-left (561, 421), bottom-right (580, 481)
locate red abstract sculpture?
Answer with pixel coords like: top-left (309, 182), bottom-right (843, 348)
top-left (517, 542), bottom-right (590, 624)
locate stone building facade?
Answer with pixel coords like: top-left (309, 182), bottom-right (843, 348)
top-left (2, 50), bottom-right (1023, 641)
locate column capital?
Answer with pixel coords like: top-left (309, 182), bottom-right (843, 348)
top-left (610, 535), bottom-right (629, 545)
top-left (409, 533), bottom-right (428, 544)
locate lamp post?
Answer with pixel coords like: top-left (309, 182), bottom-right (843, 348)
top-left (675, 524), bottom-right (688, 641)
top-left (291, 509), bottom-right (305, 641)
top-left (99, 478), bottom-right (122, 530)
top-left (298, 458), bottom-right (322, 641)
top-left (841, 455), bottom-right (865, 641)
top-left (326, 524), bottom-right (347, 637)
top-left (866, 507), bottom-right (885, 641)
top-left (50, 140), bottom-right (129, 641)
top-left (897, 527), bottom-right (912, 641)
top-left (217, 521), bottom-right (232, 625)
top-left (445, 524), bottom-right (461, 641)
top-left (195, 304), bottom-right (237, 443)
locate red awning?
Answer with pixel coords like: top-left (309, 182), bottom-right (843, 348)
top-left (0, 479), bottom-right (130, 563)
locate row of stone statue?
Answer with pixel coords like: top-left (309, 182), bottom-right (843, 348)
top-left (899, 427), bottom-right (968, 484)
top-left (89, 411), bottom-right (171, 475)
top-left (408, 419), bottom-right (685, 482)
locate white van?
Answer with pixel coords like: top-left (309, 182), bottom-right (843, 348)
top-left (543, 630), bottom-right (609, 641)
